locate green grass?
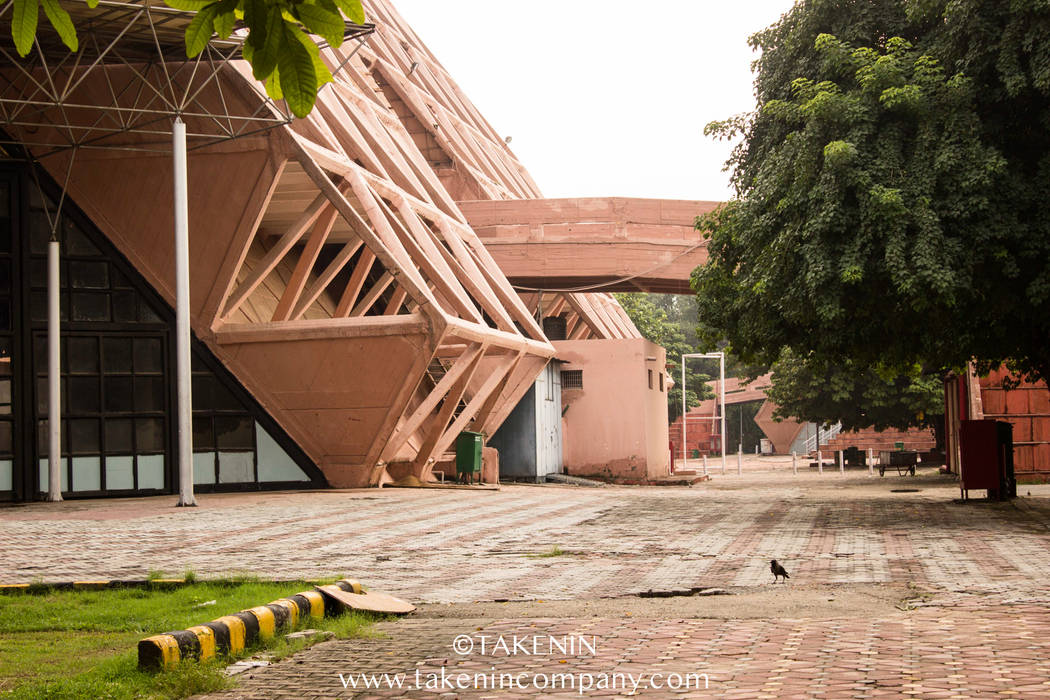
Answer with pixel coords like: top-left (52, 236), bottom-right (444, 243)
top-left (0, 580), bottom-right (384, 700)
top-left (530, 545), bottom-right (569, 558)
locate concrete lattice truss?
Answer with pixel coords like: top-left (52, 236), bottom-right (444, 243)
top-left (0, 0), bottom-right (563, 487)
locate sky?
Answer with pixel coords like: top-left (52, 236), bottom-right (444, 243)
top-left (391, 1), bottom-right (797, 202)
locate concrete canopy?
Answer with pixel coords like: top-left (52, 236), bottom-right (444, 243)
top-left (1, 0), bottom-right (556, 487)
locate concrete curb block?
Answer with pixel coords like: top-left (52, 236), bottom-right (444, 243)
top-left (0, 578), bottom-right (350, 594)
top-left (137, 578), bottom-right (364, 670)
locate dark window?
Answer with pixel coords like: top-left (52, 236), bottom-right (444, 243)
top-left (648, 369), bottom-right (653, 389)
top-left (104, 419), bottom-right (133, 453)
top-left (561, 369), bottom-right (583, 389)
top-left (659, 373), bottom-right (664, 392)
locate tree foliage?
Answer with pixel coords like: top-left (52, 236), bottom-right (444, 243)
top-left (694, 0), bottom-right (1050, 391)
top-left (614, 293), bottom-right (713, 422)
top-left (5, 0), bottom-right (365, 117)
top-left (764, 348), bottom-right (943, 433)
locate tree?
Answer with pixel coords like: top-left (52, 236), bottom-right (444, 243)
top-left (613, 293), bottom-right (713, 422)
top-left (763, 348), bottom-right (944, 446)
top-left (694, 0), bottom-right (1050, 389)
top-left (4, 0), bottom-right (365, 117)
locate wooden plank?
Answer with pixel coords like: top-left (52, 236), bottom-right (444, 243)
top-left (290, 236), bottom-right (363, 320)
top-left (271, 206), bottom-right (338, 321)
top-left (334, 247), bottom-right (376, 317)
top-left (411, 348), bottom-right (485, 470)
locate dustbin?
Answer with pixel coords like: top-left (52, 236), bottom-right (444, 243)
top-left (456, 431), bottom-right (484, 483)
top-left (691, 449), bottom-right (700, 459)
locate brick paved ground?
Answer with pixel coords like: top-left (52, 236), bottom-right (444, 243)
top-left (7, 463), bottom-right (1050, 697)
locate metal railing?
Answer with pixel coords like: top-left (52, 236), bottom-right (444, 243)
top-left (804, 422), bottom-right (843, 454)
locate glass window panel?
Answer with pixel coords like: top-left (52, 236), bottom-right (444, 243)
top-left (36, 378), bottom-right (66, 416)
top-left (0, 379), bottom-right (10, 414)
top-left (28, 258), bottom-right (46, 288)
top-left (212, 381), bottom-right (244, 412)
top-left (218, 452), bottom-right (254, 483)
top-left (70, 261), bottom-right (108, 289)
top-left (72, 456), bottom-right (101, 491)
top-left (102, 337), bottom-right (132, 373)
top-left (0, 180), bottom-right (8, 217)
top-left (64, 221), bottom-right (100, 256)
top-left (256, 423), bottom-right (309, 482)
top-left (0, 300), bottom-right (11, 331)
top-left (135, 418), bottom-right (164, 452)
top-left (193, 452), bottom-right (217, 484)
top-left (69, 418), bottom-right (100, 455)
top-left (68, 376), bottom-right (100, 413)
top-left (110, 268), bottom-right (131, 289)
top-left (136, 455), bottom-right (164, 489)
top-left (103, 376), bottom-right (133, 412)
top-left (71, 292), bottom-right (109, 322)
top-left (214, 415), bottom-right (253, 450)
top-left (133, 376), bottom-right (164, 412)
top-left (29, 212), bottom-right (50, 254)
top-left (105, 419), bottom-right (133, 453)
top-left (105, 455), bottom-right (134, 490)
top-left (67, 336), bottom-right (99, 374)
top-left (137, 302), bottom-right (162, 324)
top-left (133, 338), bottom-right (162, 374)
top-left (0, 421), bottom-right (11, 454)
top-left (191, 374), bottom-right (211, 410)
top-left (0, 459), bottom-right (11, 491)
top-left (29, 291), bottom-right (46, 323)
top-left (39, 458), bottom-right (69, 491)
top-left (33, 335), bottom-right (45, 364)
top-left (0, 259), bottom-right (10, 293)
top-left (112, 291), bottom-right (137, 323)
top-left (193, 416), bottom-right (214, 450)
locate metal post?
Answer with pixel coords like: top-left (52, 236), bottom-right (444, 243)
top-left (818, 450), bottom-right (823, 474)
top-left (174, 119), bottom-right (196, 507)
top-left (792, 451), bottom-right (797, 475)
top-left (46, 239), bottom-right (62, 502)
top-left (719, 353), bottom-right (727, 476)
top-left (838, 450), bottom-right (844, 474)
top-left (681, 357), bottom-right (687, 470)
top-left (702, 453), bottom-right (708, 475)
top-left (868, 448), bottom-right (874, 477)
top-left (737, 447), bottom-right (742, 476)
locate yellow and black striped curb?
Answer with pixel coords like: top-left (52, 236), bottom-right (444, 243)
top-left (137, 578), bottom-right (363, 670)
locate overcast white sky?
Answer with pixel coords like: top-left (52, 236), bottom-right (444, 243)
top-left (391, 1), bottom-right (796, 201)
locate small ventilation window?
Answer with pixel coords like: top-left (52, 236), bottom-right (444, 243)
top-left (561, 370), bottom-right (583, 389)
top-left (648, 369), bottom-right (653, 389)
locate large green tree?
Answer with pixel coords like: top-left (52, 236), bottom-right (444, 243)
top-left (614, 293), bottom-right (713, 422)
top-left (4, 0), bottom-right (365, 117)
top-left (694, 0), bottom-right (1050, 390)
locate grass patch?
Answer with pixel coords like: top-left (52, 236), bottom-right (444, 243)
top-left (0, 580), bottom-right (383, 699)
top-left (530, 545), bottom-right (569, 558)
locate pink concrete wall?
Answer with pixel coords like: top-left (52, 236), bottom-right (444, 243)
top-left (555, 338), bottom-right (669, 481)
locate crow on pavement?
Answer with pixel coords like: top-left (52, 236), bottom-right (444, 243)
top-left (770, 559), bottom-right (790, 583)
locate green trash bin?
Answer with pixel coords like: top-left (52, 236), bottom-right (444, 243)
top-left (456, 431), bottom-right (484, 483)
top-left (894, 441), bottom-right (905, 451)
top-left (691, 449), bottom-right (700, 459)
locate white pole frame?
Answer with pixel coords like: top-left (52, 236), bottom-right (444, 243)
top-left (682, 352), bottom-right (726, 475)
top-left (174, 118), bottom-right (196, 507)
top-left (47, 239), bottom-right (61, 501)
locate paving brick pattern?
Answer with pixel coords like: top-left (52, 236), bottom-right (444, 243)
top-left (3, 469), bottom-right (1050, 604)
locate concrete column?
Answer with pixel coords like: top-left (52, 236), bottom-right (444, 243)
top-left (46, 239), bottom-right (61, 502)
top-left (174, 118), bottom-right (196, 508)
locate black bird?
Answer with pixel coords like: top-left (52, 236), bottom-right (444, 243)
top-left (770, 559), bottom-right (790, 583)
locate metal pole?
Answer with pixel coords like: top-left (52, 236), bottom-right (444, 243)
top-left (681, 357), bottom-right (687, 471)
top-left (818, 449), bottom-right (823, 474)
top-left (838, 450), bottom-right (844, 474)
top-left (719, 352), bottom-right (727, 475)
top-left (792, 451), bottom-right (797, 475)
top-left (174, 118), bottom-right (196, 507)
top-left (868, 448), bottom-right (874, 477)
top-left (737, 447), bottom-right (742, 476)
top-left (46, 239), bottom-right (62, 502)
top-left (702, 453), bottom-right (707, 475)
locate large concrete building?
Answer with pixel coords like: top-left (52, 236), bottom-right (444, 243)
top-left (0, 0), bottom-right (699, 499)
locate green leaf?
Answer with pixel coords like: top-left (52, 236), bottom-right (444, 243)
top-left (184, 4), bottom-right (218, 58)
top-left (278, 24), bottom-right (319, 118)
top-left (85, 0), bottom-right (98, 7)
top-left (163, 0), bottom-right (211, 10)
top-left (11, 0), bottom-right (39, 57)
top-left (295, 2), bottom-right (344, 47)
top-left (332, 0), bottom-right (365, 25)
top-left (247, 5), bottom-right (282, 80)
top-left (265, 66), bottom-right (283, 100)
top-left (212, 0), bottom-right (238, 39)
top-left (40, 0), bottom-right (76, 51)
